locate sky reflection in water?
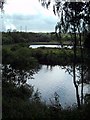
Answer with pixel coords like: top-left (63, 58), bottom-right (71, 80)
top-left (27, 65), bottom-right (89, 108)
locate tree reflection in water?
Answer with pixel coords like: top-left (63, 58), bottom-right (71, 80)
top-left (2, 64), bottom-right (41, 87)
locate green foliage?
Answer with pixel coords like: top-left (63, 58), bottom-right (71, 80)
top-left (2, 47), bottom-right (14, 65)
top-left (2, 32), bottom-right (51, 45)
top-left (2, 32), bottom-right (76, 45)
top-left (2, 45), bottom-right (90, 119)
top-left (2, 43), bottom-right (90, 119)
top-left (31, 47), bottom-right (75, 65)
top-left (2, 44), bottom-right (83, 67)
top-left (2, 35), bottom-right (13, 44)
top-left (3, 79), bottom-right (90, 119)
top-left (2, 45), bottom-right (38, 70)
top-left (84, 33), bottom-right (90, 49)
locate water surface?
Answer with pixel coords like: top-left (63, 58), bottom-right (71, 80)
top-left (29, 45), bottom-right (73, 49)
top-left (27, 65), bottom-right (90, 108)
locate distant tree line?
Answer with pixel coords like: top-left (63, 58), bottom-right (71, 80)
top-left (2, 32), bottom-right (53, 44)
top-left (2, 32), bottom-right (78, 45)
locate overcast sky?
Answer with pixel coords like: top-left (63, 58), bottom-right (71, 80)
top-left (2, 0), bottom-right (58, 32)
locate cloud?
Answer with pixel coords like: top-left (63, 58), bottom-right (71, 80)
top-left (4, 14), bottom-right (57, 32)
top-left (4, 0), bottom-right (54, 16)
top-left (3, 0), bottom-right (58, 32)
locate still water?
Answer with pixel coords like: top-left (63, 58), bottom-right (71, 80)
top-left (29, 45), bottom-right (73, 49)
top-left (27, 65), bottom-right (90, 108)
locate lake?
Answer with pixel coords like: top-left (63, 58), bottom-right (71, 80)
top-left (27, 65), bottom-right (90, 108)
top-left (29, 45), bottom-right (73, 49)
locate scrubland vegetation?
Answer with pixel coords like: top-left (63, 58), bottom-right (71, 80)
top-left (2, 32), bottom-right (90, 119)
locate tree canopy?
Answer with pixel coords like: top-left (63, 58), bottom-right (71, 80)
top-left (39, 0), bottom-right (90, 33)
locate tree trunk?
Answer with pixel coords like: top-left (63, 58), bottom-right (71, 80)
top-left (73, 8), bottom-right (81, 107)
top-left (79, 33), bottom-right (84, 105)
top-left (73, 31), bottom-right (81, 108)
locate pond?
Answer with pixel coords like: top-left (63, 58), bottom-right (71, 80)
top-left (29, 45), bottom-right (73, 49)
top-left (27, 65), bottom-right (90, 108)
